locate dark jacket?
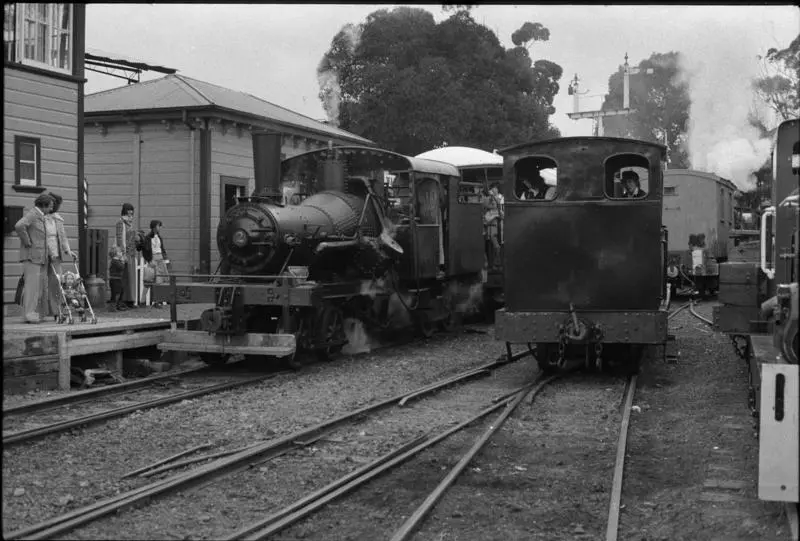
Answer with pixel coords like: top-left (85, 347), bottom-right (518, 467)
top-left (109, 258), bottom-right (126, 280)
top-left (141, 232), bottom-right (168, 263)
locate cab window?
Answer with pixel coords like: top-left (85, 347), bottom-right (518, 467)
top-left (514, 156), bottom-right (557, 201)
top-left (605, 154), bottom-right (650, 199)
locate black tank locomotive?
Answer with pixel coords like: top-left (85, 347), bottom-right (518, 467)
top-left (157, 132), bottom-right (486, 366)
top-left (494, 136), bottom-right (671, 373)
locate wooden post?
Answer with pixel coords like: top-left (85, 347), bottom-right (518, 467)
top-left (57, 333), bottom-right (70, 390)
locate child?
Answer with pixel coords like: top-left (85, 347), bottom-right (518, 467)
top-left (108, 245), bottom-right (127, 312)
top-left (60, 271), bottom-right (87, 320)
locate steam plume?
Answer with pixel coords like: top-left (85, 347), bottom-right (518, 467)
top-left (678, 35), bottom-right (772, 191)
top-left (317, 24), bottom-right (362, 128)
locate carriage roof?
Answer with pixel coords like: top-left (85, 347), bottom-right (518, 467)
top-left (283, 146), bottom-right (460, 177)
top-left (498, 136), bottom-right (667, 155)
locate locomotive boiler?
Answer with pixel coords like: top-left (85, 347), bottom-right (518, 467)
top-left (155, 132), bottom-right (487, 367)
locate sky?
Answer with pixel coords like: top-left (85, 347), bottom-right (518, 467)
top-left (85, 4), bottom-right (799, 186)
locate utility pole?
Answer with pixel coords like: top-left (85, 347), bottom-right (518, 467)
top-left (568, 53), bottom-right (653, 136)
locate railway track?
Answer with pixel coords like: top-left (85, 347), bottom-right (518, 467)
top-left (2, 347), bottom-right (532, 541)
top-left (2, 367), bottom-right (282, 447)
top-left (1, 309), bottom-right (704, 540)
top-left (221, 365), bottom-right (640, 540)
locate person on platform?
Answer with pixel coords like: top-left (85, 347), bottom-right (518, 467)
top-left (14, 194), bottom-right (54, 323)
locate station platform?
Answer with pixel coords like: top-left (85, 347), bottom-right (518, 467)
top-left (2, 304), bottom-right (210, 395)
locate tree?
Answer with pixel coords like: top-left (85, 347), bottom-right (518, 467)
top-left (317, 8), bottom-right (562, 155)
top-left (753, 33), bottom-right (800, 121)
top-left (601, 52), bottom-right (691, 168)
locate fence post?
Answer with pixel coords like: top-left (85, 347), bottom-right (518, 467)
top-left (135, 254), bottom-right (151, 306)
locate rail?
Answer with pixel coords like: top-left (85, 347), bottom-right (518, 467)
top-left (4, 353), bottom-right (526, 540)
top-left (2, 373), bottom-right (275, 447)
top-left (606, 375), bottom-right (638, 541)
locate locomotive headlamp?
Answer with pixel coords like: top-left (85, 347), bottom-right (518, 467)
top-left (232, 229), bottom-right (248, 248)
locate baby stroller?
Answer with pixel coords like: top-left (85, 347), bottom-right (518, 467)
top-left (53, 262), bottom-right (98, 325)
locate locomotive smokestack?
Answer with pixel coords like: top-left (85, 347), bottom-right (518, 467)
top-left (252, 130), bottom-right (282, 197)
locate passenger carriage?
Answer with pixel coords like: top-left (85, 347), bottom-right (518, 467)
top-left (415, 146), bottom-right (506, 312)
top-left (494, 136), bottom-right (670, 372)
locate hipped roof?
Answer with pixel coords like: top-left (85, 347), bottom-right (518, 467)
top-left (85, 74), bottom-right (373, 145)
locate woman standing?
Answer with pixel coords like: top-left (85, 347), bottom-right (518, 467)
top-left (115, 203), bottom-right (138, 308)
top-left (42, 192), bottom-right (78, 318)
top-left (14, 194), bottom-right (54, 323)
top-left (140, 220), bottom-right (170, 306)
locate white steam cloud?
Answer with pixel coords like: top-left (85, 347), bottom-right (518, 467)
top-left (317, 70), bottom-right (341, 127)
top-left (318, 24), bottom-right (362, 128)
top-left (678, 32), bottom-right (772, 192)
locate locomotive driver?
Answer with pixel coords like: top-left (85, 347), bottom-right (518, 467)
top-left (622, 170), bottom-right (647, 198)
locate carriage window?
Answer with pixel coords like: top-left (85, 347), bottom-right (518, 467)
top-left (457, 168), bottom-right (485, 204)
top-left (416, 177), bottom-right (441, 225)
top-left (514, 156), bottom-right (558, 201)
top-left (486, 167), bottom-right (504, 185)
top-left (605, 154), bottom-right (650, 199)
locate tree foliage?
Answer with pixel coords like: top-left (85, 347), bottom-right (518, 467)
top-left (753, 33), bottom-right (800, 121)
top-left (511, 22), bottom-right (550, 49)
top-left (318, 8), bottom-right (562, 155)
top-left (601, 52), bottom-right (690, 168)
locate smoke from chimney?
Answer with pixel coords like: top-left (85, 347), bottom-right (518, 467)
top-left (677, 35), bottom-right (772, 191)
top-left (317, 23), bottom-right (362, 128)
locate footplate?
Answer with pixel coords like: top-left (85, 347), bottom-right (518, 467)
top-left (158, 330), bottom-right (297, 358)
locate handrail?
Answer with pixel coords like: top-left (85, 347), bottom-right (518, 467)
top-left (760, 206), bottom-right (775, 280)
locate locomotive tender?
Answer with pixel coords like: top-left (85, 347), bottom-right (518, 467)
top-left (494, 136), bottom-right (670, 372)
top-left (156, 132), bottom-right (486, 366)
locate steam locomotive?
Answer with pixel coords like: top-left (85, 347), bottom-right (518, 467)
top-left (494, 136), bottom-right (671, 373)
top-left (156, 132), bottom-right (488, 367)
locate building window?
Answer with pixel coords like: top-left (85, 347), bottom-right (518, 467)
top-left (15, 136), bottom-right (41, 187)
top-left (4, 3), bottom-right (72, 74)
top-left (663, 186), bottom-right (676, 196)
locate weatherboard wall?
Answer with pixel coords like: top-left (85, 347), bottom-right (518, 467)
top-left (85, 120), bottom-right (339, 278)
top-left (3, 68), bottom-right (80, 308)
top-left (85, 121), bottom-right (195, 278)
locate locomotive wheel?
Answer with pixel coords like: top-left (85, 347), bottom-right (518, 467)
top-left (415, 311), bottom-right (435, 338)
top-left (535, 343), bottom-right (557, 374)
top-left (316, 305), bottom-right (345, 362)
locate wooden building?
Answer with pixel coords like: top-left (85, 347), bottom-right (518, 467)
top-left (83, 74), bottom-right (374, 278)
top-left (3, 3), bottom-right (87, 314)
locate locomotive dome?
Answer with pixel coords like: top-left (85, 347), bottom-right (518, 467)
top-left (415, 146), bottom-right (503, 167)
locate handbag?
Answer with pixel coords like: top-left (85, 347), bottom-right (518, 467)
top-left (14, 275), bottom-right (24, 305)
top-left (142, 264), bottom-right (156, 285)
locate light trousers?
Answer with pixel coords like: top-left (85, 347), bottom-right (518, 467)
top-left (22, 260), bottom-right (44, 321)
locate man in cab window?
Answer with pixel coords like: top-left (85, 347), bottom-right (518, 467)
top-left (622, 171), bottom-right (647, 198)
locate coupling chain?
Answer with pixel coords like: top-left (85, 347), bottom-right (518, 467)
top-left (593, 327), bottom-right (604, 371)
top-left (557, 325), bottom-right (567, 369)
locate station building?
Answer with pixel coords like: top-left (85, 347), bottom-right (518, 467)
top-left (3, 3), bottom-right (87, 313)
top-left (83, 74), bottom-right (374, 280)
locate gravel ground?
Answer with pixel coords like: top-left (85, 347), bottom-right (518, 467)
top-left (617, 303), bottom-right (789, 541)
top-left (3, 302), bottom-right (792, 541)
top-left (1, 323), bottom-right (505, 539)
